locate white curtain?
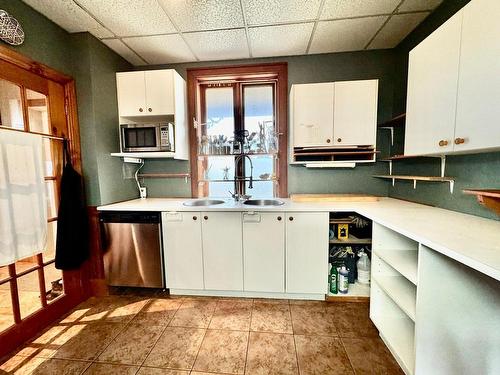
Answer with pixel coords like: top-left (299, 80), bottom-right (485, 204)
top-left (0, 129), bottom-right (47, 266)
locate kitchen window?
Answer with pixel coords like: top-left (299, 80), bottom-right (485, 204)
top-left (188, 63), bottom-right (288, 199)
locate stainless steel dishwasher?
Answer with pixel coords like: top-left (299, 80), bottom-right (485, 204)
top-left (99, 211), bottom-right (164, 288)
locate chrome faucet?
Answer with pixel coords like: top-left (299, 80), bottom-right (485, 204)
top-left (229, 154), bottom-right (253, 201)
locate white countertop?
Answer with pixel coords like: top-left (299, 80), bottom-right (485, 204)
top-left (98, 197), bottom-right (500, 282)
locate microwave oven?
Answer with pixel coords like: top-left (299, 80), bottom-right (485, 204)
top-left (120, 123), bottom-right (174, 152)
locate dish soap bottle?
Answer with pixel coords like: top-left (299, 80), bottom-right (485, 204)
top-left (357, 250), bottom-right (371, 284)
top-left (329, 264), bottom-right (338, 294)
top-left (338, 266), bottom-right (349, 294)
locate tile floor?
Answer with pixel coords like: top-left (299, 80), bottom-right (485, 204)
top-left (1, 291), bottom-right (403, 374)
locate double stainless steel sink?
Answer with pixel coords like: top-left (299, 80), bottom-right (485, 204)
top-left (183, 198), bottom-right (284, 207)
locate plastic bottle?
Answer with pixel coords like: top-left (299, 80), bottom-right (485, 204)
top-left (329, 264), bottom-right (338, 294)
top-left (338, 266), bottom-right (349, 294)
top-left (357, 251), bottom-right (371, 284)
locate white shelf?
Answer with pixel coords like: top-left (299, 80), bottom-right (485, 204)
top-left (376, 249), bottom-right (418, 285)
top-left (111, 152), bottom-right (175, 159)
top-left (373, 275), bottom-right (416, 321)
top-left (327, 281), bottom-right (370, 298)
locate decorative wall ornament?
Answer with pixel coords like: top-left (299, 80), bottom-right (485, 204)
top-left (0, 9), bottom-right (25, 46)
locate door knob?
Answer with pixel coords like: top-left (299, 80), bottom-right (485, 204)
top-left (326, 139), bottom-right (331, 143)
top-left (193, 216), bottom-right (197, 220)
top-left (148, 108), bottom-right (152, 112)
top-left (277, 216), bottom-right (282, 221)
top-left (204, 215), bottom-right (208, 220)
top-left (139, 108), bottom-right (143, 112)
top-left (289, 217), bottom-right (294, 221)
top-left (438, 140), bottom-right (448, 147)
top-left (454, 137), bottom-right (465, 145)
top-left (337, 138), bottom-right (342, 143)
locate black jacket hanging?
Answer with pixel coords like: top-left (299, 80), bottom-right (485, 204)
top-left (55, 140), bottom-right (89, 270)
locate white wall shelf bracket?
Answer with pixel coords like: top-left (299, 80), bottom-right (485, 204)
top-left (380, 126), bottom-right (395, 146)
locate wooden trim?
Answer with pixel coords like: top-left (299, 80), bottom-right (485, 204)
top-left (187, 63), bottom-right (288, 198)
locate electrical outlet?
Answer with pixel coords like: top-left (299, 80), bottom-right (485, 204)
top-left (139, 187), bottom-right (147, 199)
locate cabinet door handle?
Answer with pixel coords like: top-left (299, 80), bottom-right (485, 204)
top-left (454, 137), bottom-right (465, 145)
top-left (289, 216), bottom-right (294, 221)
top-left (193, 216), bottom-right (197, 221)
top-left (139, 108), bottom-right (143, 112)
top-left (337, 138), bottom-right (342, 143)
top-left (438, 140), bottom-right (448, 147)
top-left (277, 216), bottom-right (282, 221)
top-left (326, 139), bottom-right (331, 143)
top-left (204, 215), bottom-right (208, 220)
top-left (148, 108), bottom-right (152, 112)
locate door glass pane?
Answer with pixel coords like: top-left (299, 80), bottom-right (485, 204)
top-left (245, 155), bottom-right (275, 198)
top-left (44, 263), bottom-right (63, 303)
top-left (0, 282), bottom-right (14, 333)
top-left (243, 85), bottom-right (274, 136)
top-left (43, 221), bottom-right (57, 263)
top-left (26, 89), bottom-right (50, 134)
top-left (0, 266), bottom-right (9, 283)
top-left (204, 156), bottom-right (234, 198)
top-left (18, 271), bottom-right (42, 318)
top-left (16, 255), bottom-right (39, 274)
top-left (0, 78), bottom-right (24, 129)
top-left (205, 87), bottom-right (234, 137)
top-left (45, 180), bottom-right (58, 218)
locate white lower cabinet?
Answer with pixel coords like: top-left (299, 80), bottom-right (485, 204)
top-left (201, 212), bottom-right (243, 291)
top-left (162, 212), bottom-right (204, 290)
top-left (286, 212), bottom-right (329, 294)
top-left (243, 212), bottom-right (285, 293)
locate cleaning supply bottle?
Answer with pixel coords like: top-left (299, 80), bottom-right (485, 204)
top-left (357, 251), bottom-right (371, 284)
top-left (329, 264), bottom-right (338, 294)
top-left (338, 266), bottom-right (349, 294)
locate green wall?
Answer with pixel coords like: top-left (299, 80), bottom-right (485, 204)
top-left (388, 0), bottom-right (500, 220)
top-left (137, 50), bottom-right (397, 198)
top-left (0, 0), bottom-right (137, 206)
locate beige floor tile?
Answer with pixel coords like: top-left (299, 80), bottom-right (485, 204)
top-left (209, 300), bottom-right (252, 331)
top-left (342, 337), bottom-right (404, 375)
top-left (138, 367), bottom-right (189, 375)
top-left (326, 302), bottom-right (378, 338)
top-left (289, 299), bottom-right (327, 306)
top-left (79, 296), bottom-right (149, 324)
top-left (250, 302), bottom-right (293, 334)
top-left (14, 323), bottom-right (70, 358)
top-left (193, 329), bottom-right (248, 374)
top-left (52, 322), bottom-right (125, 360)
top-left (290, 304), bottom-right (338, 336)
top-left (30, 358), bottom-right (90, 375)
top-left (0, 355), bottom-right (48, 375)
top-left (295, 335), bottom-right (354, 375)
top-left (253, 298), bottom-right (289, 305)
top-left (169, 299), bottom-right (217, 328)
top-left (83, 362), bottom-right (139, 374)
top-left (245, 332), bottom-right (298, 375)
top-left (143, 326), bottom-right (205, 370)
top-left (132, 298), bottom-right (182, 326)
top-left (98, 323), bottom-right (164, 365)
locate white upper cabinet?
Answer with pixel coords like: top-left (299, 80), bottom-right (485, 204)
top-left (292, 82), bottom-right (334, 147)
top-left (333, 80), bottom-right (378, 146)
top-left (454, 0), bottom-right (500, 152)
top-left (144, 70), bottom-right (175, 116)
top-left (116, 71), bottom-right (147, 117)
top-left (291, 80), bottom-right (378, 149)
top-left (405, 10), bottom-right (463, 156)
top-left (243, 212), bottom-right (285, 293)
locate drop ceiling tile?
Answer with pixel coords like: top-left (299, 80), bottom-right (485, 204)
top-left (123, 34), bottom-right (196, 64)
top-left (242, 0), bottom-right (322, 26)
top-left (158, 0), bottom-right (243, 32)
top-left (321, 0), bottom-right (400, 19)
top-left (101, 39), bottom-right (146, 66)
top-left (249, 23), bottom-right (314, 57)
top-left (77, 0), bottom-right (176, 37)
top-left (309, 16), bottom-right (387, 54)
top-left (368, 12), bottom-right (430, 49)
top-left (398, 0), bottom-right (443, 12)
top-left (22, 0), bottom-right (113, 38)
top-left (184, 29), bottom-right (249, 61)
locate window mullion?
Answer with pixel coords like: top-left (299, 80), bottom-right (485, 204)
top-left (8, 264), bottom-right (21, 324)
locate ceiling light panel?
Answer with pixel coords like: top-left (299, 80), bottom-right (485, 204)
top-left (249, 23), bottom-right (314, 57)
top-left (321, 0), bottom-right (400, 19)
top-left (310, 16), bottom-right (387, 54)
top-left (368, 12), bottom-right (429, 49)
top-left (158, 0), bottom-right (244, 32)
top-left (398, 0), bottom-right (443, 12)
top-left (184, 29), bottom-right (249, 61)
top-left (242, 0), bottom-right (322, 26)
top-left (123, 34), bottom-right (196, 64)
top-left (77, 0), bottom-right (176, 37)
top-left (101, 39), bottom-right (145, 66)
top-left (22, 0), bottom-right (113, 38)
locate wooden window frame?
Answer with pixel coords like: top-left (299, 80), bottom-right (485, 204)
top-left (187, 63), bottom-right (288, 198)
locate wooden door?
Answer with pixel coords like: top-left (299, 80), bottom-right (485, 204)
top-left (333, 80), bottom-right (378, 146)
top-left (404, 10), bottom-right (463, 156)
top-left (454, 0), bottom-right (500, 152)
top-left (286, 212), bottom-right (329, 294)
top-left (116, 71), bottom-right (146, 117)
top-left (162, 212), bottom-right (204, 290)
top-left (202, 212), bottom-right (243, 291)
top-left (292, 83), bottom-right (334, 147)
top-left (243, 212), bottom-right (285, 293)
top-left (145, 70), bottom-right (175, 116)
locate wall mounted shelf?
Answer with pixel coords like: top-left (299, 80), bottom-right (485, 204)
top-left (379, 154), bottom-right (446, 176)
top-left (373, 175), bottom-right (455, 193)
top-left (378, 113), bottom-right (405, 146)
top-left (463, 189), bottom-right (500, 216)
